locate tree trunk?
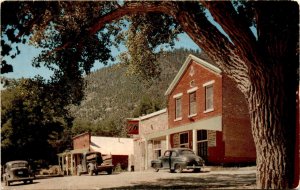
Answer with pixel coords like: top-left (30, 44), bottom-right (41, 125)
top-left (248, 64), bottom-right (297, 189)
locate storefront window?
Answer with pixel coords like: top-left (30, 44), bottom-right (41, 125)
top-left (153, 140), bottom-right (162, 159)
top-left (179, 132), bottom-right (189, 148)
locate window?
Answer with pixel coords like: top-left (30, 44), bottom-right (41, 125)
top-left (205, 85), bottom-right (213, 111)
top-left (197, 130), bottom-right (208, 160)
top-left (164, 151), bottom-right (171, 157)
top-left (189, 91), bottom-right (197, 116)
top-left (153, 140), bottom-right (162, 159)
top-left (175, 97), bottom-right (182, 119)
top-left (179, 132), bottom-right (189, 148)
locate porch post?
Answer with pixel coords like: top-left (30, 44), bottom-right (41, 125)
top-left (193, 129), bottom-right (197, 155)
top-left (166, 134), bottom-right (171, 149)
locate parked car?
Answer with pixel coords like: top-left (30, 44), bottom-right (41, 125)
top-left (151, 148), bottom-right (205, 173)
top-left (2, 160), bottom-right (34, 186)
top-left (77, 151), bottom-right (114, 176)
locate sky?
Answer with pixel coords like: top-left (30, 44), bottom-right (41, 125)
top-left (2, 33), bottom-right (200, 80)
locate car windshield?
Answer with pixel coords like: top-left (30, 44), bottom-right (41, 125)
top-left (11, 162), bottom-right (27, 168)
top-left (180, 150), bottom-right (195, 155)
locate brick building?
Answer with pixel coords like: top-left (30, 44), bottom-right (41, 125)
top-left (165, 54), bottom-right (256, 164)
top-left (128, 54), bottom-right (256, 170)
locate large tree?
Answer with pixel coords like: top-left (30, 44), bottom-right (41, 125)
top-left (1, 78), bottom-right (74, 164)
top-left (1, 1), bottom-right (299, 188)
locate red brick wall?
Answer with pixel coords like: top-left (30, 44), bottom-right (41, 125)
top-left (222, 75), bottom-right (256, 162)
top-left (73, 132), bottom-right (91, 150)
top-left (207, 131), bottom-right (225, 163)
top-left (168, 60), bottom-right (222, 128)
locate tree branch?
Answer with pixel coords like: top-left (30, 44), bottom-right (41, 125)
top-left (201, 1), bottom-right (263, 68)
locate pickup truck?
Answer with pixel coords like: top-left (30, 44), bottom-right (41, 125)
top-left (77, 151), bottom-right (113, 176)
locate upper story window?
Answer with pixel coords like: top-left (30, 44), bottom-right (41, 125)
top-left (189, 91), bottom-right (197, 116)
top-left (175, 97), bottom-right (182, 120)
top-left (203, 80), bottom-right (214, 112)
top-left (205, 85), bottom-right (214, 111)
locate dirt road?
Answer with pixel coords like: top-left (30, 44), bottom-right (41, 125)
top-left (1, 167), bottom-right (256, 189)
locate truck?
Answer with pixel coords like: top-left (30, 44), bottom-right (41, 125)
top-left (76, 151), bottom-right (113, 176)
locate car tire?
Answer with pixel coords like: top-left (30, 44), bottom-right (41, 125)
top-left (193, 168), bottom-right (201, 173)
top-left (4, 177), bottom-right (9, 186)
top-left (24, 180), bottom-right (27, 184)
top-left (153, 164), bottom-right (160, 172)
top-left (174, 164), bottom-right (183, 173)
top-left (30, 180), bottom-right (33, 184)
top-left (107, 168), bottom-right (112, 175)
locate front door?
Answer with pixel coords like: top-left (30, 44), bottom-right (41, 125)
top-left (197, 130), bottom-right (208, 161)
top-left (161, 150), bottom-right (171, 168)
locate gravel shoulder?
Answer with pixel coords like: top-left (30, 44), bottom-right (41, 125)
top-left (1, 166), bottom-right (257, 189)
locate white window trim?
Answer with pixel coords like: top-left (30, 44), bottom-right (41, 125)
top-left (203, 81), bottom-right (214, 112)
top-left (187, 87), bottom-right (198, 93)
top-left (188, 113), bottom-right (197, 118)
top-left (173, 93), bottom-right (183, 99)
top-left (174, 117), bottom-right (182, 121)
top-left (203, 80), bottom-right (215, 87)
top-left (204, 108), bottom-right (214, 113)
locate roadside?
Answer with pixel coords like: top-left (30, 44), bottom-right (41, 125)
top-left (1, 166), bottom-right (257, 189)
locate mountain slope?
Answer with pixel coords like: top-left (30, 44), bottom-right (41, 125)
top-left (70, 48), bottom-right (205, 137)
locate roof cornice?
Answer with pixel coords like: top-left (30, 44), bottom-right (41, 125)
top-left (164, 54), bottom-right (222, 96)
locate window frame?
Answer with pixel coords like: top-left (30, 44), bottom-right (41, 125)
top-left (188, 91), bottom-right (197, 117)
top-left (203, 80), bottom-right (214, 113)
top-left (174, 96), bottom-right (182, 121)
top-left (179, 132), bottom-right (189, 148)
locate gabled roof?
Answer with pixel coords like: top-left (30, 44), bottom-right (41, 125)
top-left (165, 54), bottom-right (222, 96)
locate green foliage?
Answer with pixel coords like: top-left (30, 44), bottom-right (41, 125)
top-left (1, 78), bottom-right (73, 164)
top-left (70, 48), bottom-right (202, 137)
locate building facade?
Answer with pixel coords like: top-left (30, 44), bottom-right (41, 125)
top-left (165, 54), bottom-right (256, 164)
top-left (58, 132), bottom-right (134, 175)
top-left (128, 109), bottom-right (169, 171)
top-left (128, 54), bottom-right (256, 171)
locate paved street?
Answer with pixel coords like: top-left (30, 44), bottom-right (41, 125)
top-left (1, 167), bottom-right (257, 189)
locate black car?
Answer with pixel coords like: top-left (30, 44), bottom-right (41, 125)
top-left (150, 148), bottom-right (205, 173)
top-left (2, 160), bottom-right (34, 186)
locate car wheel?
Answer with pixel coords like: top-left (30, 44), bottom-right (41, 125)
top-left (174, 164), bottom-right (183, 173)
top-left (193, 168), bottom-right (201, 173)
top-left (88, 167), bottom-right (93, 176)
top-left (4, 177), bottom-right (9, 186)
top-left (107, 168), bottom-right (112, 175)
top-left (153, 164), bottom-right (160, 172)
top-left (30, 180), bottom-right (33, 184)
top-left (24, 180), bottom-right (27, 184)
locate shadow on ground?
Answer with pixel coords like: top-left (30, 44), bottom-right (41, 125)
top-left (102, 173), bottom-right (256, 189)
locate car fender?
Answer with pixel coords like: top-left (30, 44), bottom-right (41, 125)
top-left (171, 161), bottom-right (187, 170)
top-left (150, 160), bottom-right (162, 167)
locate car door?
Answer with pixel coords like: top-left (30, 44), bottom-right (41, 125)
top-left (161, 150), bottom-right (171, 168)
top-left (170, 151), bottom-right (178, 169)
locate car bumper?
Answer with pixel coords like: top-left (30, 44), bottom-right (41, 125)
top-left (7, 177), bottom-right (34, 182)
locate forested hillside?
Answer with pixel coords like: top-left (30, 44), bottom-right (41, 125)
top-left (70, 48), bottom-right (208, 137)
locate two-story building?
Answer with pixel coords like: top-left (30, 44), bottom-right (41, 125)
top-left (165, 54), bottom-right (256, 164)
top-left (128, 54), bottom-right (256, 170)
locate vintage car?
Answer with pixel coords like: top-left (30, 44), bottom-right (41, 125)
top-left (151, 148), bottom-right (205, 173)
top-left (2, 160), bottom-right (34, 186)
top-left (77, 151), bottom-right (114, 176)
